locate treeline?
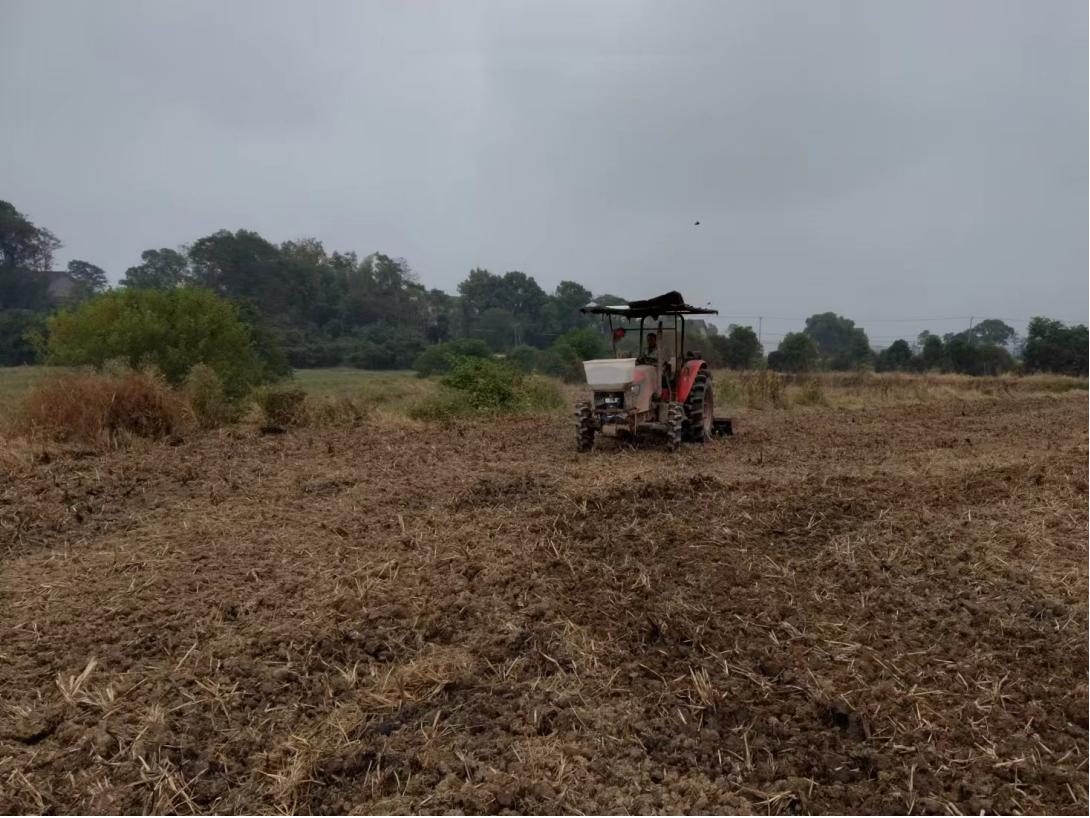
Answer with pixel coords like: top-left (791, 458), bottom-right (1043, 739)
top-left (763, 313), bottom-right (1087, 378)
top-left (1, 199), bottom-right (1086, 377)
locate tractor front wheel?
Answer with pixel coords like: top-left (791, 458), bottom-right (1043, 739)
top-left (575, 402), bottom-right (595, 452)
top-left (685, 368), bottom-right (714, 442)
top-left (666, 402), bottom-right (685, 452)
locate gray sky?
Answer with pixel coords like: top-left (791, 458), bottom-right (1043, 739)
top-left (2, 0), bottom-right (1086, 344)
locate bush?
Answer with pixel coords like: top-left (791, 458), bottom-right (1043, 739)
top-left (413, 338), bottom-right (492, 377)
top-left (254, 387), bottom-right (308, 426)
top-left (18, 370), bottom-right (190, 445)
top-left (184, 364), bottom-right (235, 428)
top-left (408, 360), bottom-right (566, 421)
top-left (45, 287), bottom-right (278, 398)
top-left (441, 357), bottom-right (521, 410)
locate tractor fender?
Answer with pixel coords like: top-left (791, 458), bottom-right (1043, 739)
top-left (675, 360), bottom-right (707, 404)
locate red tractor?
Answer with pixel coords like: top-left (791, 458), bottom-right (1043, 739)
top-left (575, 291), bottom-right (731, 452)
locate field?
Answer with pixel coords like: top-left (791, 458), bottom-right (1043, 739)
top-left (1, 369), bottom-right (1087, 813)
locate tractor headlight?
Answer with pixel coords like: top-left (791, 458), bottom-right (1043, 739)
top-left (628, 383), bottom-right (641, 396)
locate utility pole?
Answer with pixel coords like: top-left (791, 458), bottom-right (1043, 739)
top-left (968, 316), bottom-right (975, 345)
top-left (757, 316), bottom-right (763, 348)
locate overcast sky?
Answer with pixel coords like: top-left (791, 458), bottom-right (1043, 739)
top-left (2, 0), bottom-right (1086, 343)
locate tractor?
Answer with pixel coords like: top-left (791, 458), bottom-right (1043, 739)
top-left (575, 291), bottom-right (731, 452)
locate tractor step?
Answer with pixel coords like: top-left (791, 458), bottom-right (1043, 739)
top-left (712, 418), bottom-right (733, 437)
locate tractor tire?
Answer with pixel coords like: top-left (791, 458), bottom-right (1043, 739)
top-left (684, 368), bottom-right (714, 443)
top-left (666, 402), bottom-right (685, 452)
top-left (575, 401), bottom-right (595, 452)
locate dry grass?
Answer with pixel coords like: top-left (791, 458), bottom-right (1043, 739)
top-left (713, 369), bottom-right (1087, 411)
top-left (12, 369), bottom-right (191, 446)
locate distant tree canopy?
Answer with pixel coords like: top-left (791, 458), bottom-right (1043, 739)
top-left (708, 325), bottom-right (762, 370)
top-left (66, 260), bottom-right (108, 302)
top-left (803, 312), bottom-right (872, 370)
top-left (768, 332), bottom-right (818, 373)
top-left (0, 200), bottom-right (1085, 378)
top-left (875, 339), bottom-right (913, 372)
top-left (121, 248), bottom-right (191, 290)
top-left (967, 319), bottom-right (1016, 348)
top-left (0, 200), bottom-right (60, 310)
top-left (1022, 317), bottom-right (1088, 376)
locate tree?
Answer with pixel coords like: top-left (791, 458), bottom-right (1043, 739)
top-left (803, 312), bottom-right (872, 370)
top-left (541, 280), bottom-right (595, 337)
top-left (875, 339), bottom-right (913, 372)
top-left (1022, 317), bottom-right (1088, 376)
top-left (943, 335), bottom-right (1015, 376)
top-left (768, 332), bottom-right (818, 372)
top-left (66, 260), bottom-right (108, 302)
top-left (919, 334), bottom-right (945, 370)
top-left (720, 325), bottom-right (762, 370)
top-left (553, 280), bottom-right (593, 313)
top-left (121, 248), bottom-right (191, 290)
top-left (944, 335), bottom-right (977, 374)
top-left (188, 229), bottom-right (292, 319)
top-left (0, 309), bottom-right (46, 365)
top-left (968, 319), bottom-right (1016, 348)
top-left (46, 288), bottom-right (280, 397)
top-left (475, 307), bottom-right (518, 352)
top-left (555, 327), bottom-right (608, 361)
top-left (0, 200), bottom-right (61, 310)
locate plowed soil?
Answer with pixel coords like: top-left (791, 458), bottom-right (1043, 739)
top-left (2, 395), bottom-right (1087, 814)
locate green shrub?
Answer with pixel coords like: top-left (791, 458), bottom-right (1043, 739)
top-left (413, 338), bottom-right (492, 377)
top-left (441, 357), bottom-right (521, 410)
top-left (254, 387), bottom-right (308, 426)
top-left (408, 364), bottom-right (566, 421)
top-left (45, 287), bottom-right (278, 398)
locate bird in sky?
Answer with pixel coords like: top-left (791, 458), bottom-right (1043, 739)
top-left (693, 220), bottom-right (700, 226)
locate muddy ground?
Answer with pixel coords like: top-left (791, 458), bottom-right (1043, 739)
top-left (1, 394), bottom-right (1087, 814)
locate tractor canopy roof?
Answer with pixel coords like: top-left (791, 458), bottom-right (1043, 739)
top-left (580, 290), bottom-right (717, 318)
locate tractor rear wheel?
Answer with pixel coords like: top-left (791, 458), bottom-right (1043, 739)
top-left (666, 402), bottom-right (685, 452)
top-left (575, 402), bottom-right (595, 452)
top-left (684, 368), bottom-right (714, 442)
